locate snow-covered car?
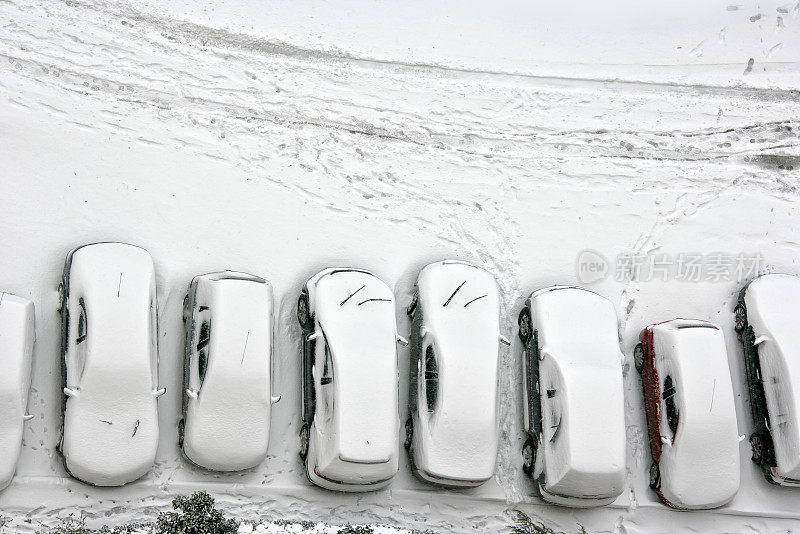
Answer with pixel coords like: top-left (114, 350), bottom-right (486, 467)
top-left (58, 243), bottom-right (164, 486)
top-left (517, 286), bottom-right (626, 507)
top-left (634, 319), bottom-right (740, 509)
top-left (734, 273), bottom-right (800, 486)
top-left (404, 260), bottom-right (508, 486)
top-left (180, 271), bottom-right (280, 471)
top-left (0, 293), bottom-right (35, 492)
top-left (297, 268), bottom-right (406, 491)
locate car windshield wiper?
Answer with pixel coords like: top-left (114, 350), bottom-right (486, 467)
top-left (358, 298), bottom-right (390, 306)
top-left (550, 416), bottom-right (562, 443)
top-left (443, 280), bottom-right (466, 307)
top-left (340, 285), bottom-right (366, 306)
top-left (463, 294), bottom-right (487, 308)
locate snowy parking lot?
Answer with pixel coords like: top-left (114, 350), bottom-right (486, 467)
top-left (1, 1), bottom-right (799, 532)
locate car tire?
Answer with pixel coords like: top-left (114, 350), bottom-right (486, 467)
top-left (297, 293), bottom-right (311, 331)
top-left (182, 293), bottom-right (190, 324)
top-left (177, 419), bottom-right (185, 448)
top-left (634, 343), bottom-right (645, 374)
top-left (522, 436), bottom-right (536, 476)
top-left (750, 432), bottom-right (764, 465)
top-left (734, 303), bottom-right (747, 338)
top-left (649, 461), bottom-right (661, 491)
top-left (518, 307), bottom-right (532, 343)
top-left (299, 424), bottom-right (309, 461)
top-left (404, 417), bottom-right (413, 450)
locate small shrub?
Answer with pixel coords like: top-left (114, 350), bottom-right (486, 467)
top-left (337, 526), bottom-right (374, 534)
top-left (508, 510), bottom-right (587, 534)
top-left (38, 517), bottom-right (151, 534)
top-left (155, 492), bottom-right (237, 534)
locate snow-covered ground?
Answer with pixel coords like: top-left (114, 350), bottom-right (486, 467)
top-left (0, 0), bottom-right (799, 532)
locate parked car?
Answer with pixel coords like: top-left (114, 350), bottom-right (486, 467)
top-left (518, 286), bottom-right (626, 507)
top-left (0, 294), bottom-right (35, 491)
top-left (297, 268), bottom-right (406, 491)
top-left (179, 271), bottom-right (280, 471)
top-left (404, 260), bottom-right (508, 486)
top-left (634, 319), bottom-right (740, 509)
top-left (58, 243), bottom-right (164, 486)
top-left (734, 273), bottom-right (800, 486)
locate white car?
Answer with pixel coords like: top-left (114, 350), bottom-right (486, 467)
top-left (58, 243), bottom-right (164, 486)
top-left (404, 260), bottom-right (508, 486)
top-left (297, 268), bottom-right (406, 491)
top-left (735, 273), bottom-right (800, 486)
top-left (180, 271), bottom-right (280, 471)
top-left (635, 319), bottom-right (740, 509)
top-left (518, 286), bottom-right (626, 507)
top-left (0, 293), bottom-right (35, 491)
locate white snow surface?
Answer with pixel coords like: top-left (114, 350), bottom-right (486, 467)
top-left (61, 243), bottom-right (161, 486)
top-left (0, 294), bottom-right (35, 492)
top-left (183, 272), bottom-right (276, 472)
top-left (0, 0), bottom-right (799, 531)
top-left (743, 274), bottom-right (800, 482)
top-left (410, 261), bottom-right (501, 485)
top-left (651, 320), bottom-right (740, 509)
top-left (530, 287), bottom-right (626, 504)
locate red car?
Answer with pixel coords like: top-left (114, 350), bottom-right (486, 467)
top-left (634, 319), bottom-right (739, 510)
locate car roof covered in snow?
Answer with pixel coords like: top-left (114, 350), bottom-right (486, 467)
top-left (530, 286), bottom-right (626, 500)
top-left (744, 273), bottom-right (800, 480)
top-left (184, 272), bottom-right (274, 471)
top-left (61, 242), bottom-right (159, 486)
top-left (311, 269), bottom-right (399, 464)
top-left (66, 243), bottom-right (157, 388)
top-left (415, 260), bottom-right (500, 478)
top-left (0, 294), bottom-right (35, 491)
top-left (651, 319), bottom-right (740, 508)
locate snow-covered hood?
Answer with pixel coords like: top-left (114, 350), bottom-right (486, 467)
top-left (531, 287), bottom-right (626, 500)
top-left (744, 274), bottom-right (800, 480)
top-left (652, 320), bottom-right (740, 509)
top-left (415, 261), bottom-right (500, 480)
top-left (311, 269), bottom-right (399, 466)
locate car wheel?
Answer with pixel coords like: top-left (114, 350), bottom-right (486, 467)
top-left (734, 303), bottom-right (747, 337)
top-left (649, 461), bottom-right (661, 491)
top-left (404, 417), bottom-right (414, 450)
top-left (522, 436), bottom-right (536, 476)
top-left (299, 424), bottom-right (309, 461)
top-left (177, 419), bottom-right (185, 448)
top-left (634, 343), bottom-right (645, 374)
top-left (750, 432), bottom-right (764, 464)
top-left (297, 293), bottom-right (311, 331)
top-left (518, 307), bottom-right (532, 343)
top-left (182, 294), bottom-right (190, 324)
